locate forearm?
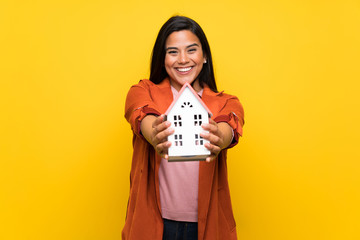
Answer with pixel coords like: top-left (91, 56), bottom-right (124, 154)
top-left (217, 122), bottom-right (234, 150)
top-left (140, 115), bottom-right (173, 160)
top-left (140, 115), bottom-right (157, 145)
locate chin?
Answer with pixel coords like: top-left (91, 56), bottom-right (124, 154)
top-left (180, 76), bottom-right (197, 84)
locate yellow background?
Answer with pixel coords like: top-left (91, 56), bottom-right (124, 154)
top-left (1, 0), bottom-right (359, 239)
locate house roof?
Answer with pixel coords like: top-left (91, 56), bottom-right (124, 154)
top-left (165, 82), bottom-right (213, 116)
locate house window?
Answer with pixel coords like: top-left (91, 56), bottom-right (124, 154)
top-left (181, 102), bottom-right (193, 108)
top-left (195, 134), bottom-right (204, 145)
top-left (173, 115), bottom-right (182, 127)
top-left (194, 114), bottom-right (202, 126)
top-left (174, 134), bottom-right (183, 146)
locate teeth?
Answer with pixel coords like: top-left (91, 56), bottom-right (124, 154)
top-left (177, 67), bottom-right (192, 72)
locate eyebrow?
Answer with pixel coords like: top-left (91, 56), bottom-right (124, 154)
top-left (166, 43), bottom-right (200, 51)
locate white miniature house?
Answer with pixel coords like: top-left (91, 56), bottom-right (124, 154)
top-left (165, 82), bottom-right (212, 162)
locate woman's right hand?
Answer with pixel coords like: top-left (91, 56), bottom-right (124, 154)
top-left (141, 114), bottom-right (174, 160)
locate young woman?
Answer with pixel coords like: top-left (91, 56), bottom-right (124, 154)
top-left (123, 16), bottom-right (244, 240)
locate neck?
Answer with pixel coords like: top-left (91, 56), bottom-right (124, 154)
top-left (170, 79), bottom-right (202, 93)
top-left (191, 80), bottom-right (202, 92)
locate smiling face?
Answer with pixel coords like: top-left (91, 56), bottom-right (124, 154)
top-left (164, 30), bottom-right (206, 92)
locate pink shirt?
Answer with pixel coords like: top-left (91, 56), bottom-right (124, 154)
top-left (158, 86), bottom-right (203, 222)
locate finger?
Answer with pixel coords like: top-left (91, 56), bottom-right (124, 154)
top-left (154, 120), bottom-right (171, 134)
top-left (200, 131), bottom-right (223, 147)
top-left (153, 127), bottom-right (174, 145)
top-left (155, 141), bottom-right (171, 156)
top-left (206, 155), bottom-right (216, 163)
top-left (209, 118), bottom-right (217, 125)
top-left (152, 114), bottom-right (166, 128)
top-left (204, 142), bottom-right (221, 156)
top-left (152, 128), bottom-right (175, 146)
top-left (201, 120), bottom-right (218, 133)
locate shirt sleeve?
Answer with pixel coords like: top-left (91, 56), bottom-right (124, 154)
top-left (124, 80), bottom-right (161, 137)
top-left (212, 95), bottom-right (245, 149)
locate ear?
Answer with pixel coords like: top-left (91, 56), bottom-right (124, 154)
top-left (203, 54), bottom-right (207, 64)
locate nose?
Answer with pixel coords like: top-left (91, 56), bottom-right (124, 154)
top-left (178, 52), bottom-right (189, 64)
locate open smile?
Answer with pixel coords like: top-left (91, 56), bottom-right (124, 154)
top-left (175, 66), bottom-right (193, 73)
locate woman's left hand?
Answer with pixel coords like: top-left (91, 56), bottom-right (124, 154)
top-left (200, 119), bottom-right (233, 163)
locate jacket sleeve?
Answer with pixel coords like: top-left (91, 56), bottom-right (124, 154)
top-left (212, 95), bottom-right (245, 149)
top-left (124, 80), bottom-right (162, 137)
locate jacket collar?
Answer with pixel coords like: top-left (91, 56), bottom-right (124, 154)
top-left (157, 77), bottom-right (221, 97)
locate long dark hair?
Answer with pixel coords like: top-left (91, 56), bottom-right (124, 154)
top-left (149, 16), bottom-right (217, 92)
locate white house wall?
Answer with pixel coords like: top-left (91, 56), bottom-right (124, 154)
top-left (167, 87), bottom-right (211, 158)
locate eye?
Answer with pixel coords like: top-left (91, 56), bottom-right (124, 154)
top-left (188, 48), bottom-right (197, 53)
top-left (167, 50), bottom-right (178, 55)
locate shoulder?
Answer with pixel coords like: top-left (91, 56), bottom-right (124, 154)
top-left (203, 86), bottom-right (240, 104)
top-left (202, 86), bottom-right (244, 118)
top-left (216, 91), bottom-right (239, 101)
top-left (132, 79), bottom-right (155, 88)
top-left (127, 79), bottom-right (159, 96)
top-left (131, 79), bottom-right (170, 90)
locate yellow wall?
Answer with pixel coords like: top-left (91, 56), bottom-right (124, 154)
top-left (1, 0), bottom-right (359, 239)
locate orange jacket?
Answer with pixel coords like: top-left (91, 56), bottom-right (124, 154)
top-left (123, 79), bottom-right (244, 240)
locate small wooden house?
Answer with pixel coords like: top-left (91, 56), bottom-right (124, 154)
top-left (165, 82), bottom-right (212, 162)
